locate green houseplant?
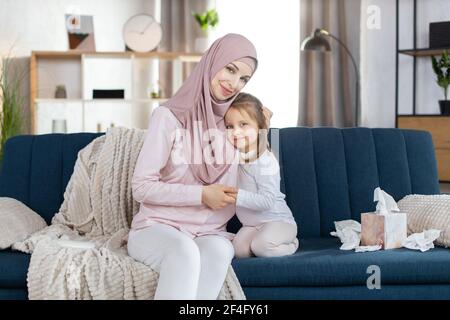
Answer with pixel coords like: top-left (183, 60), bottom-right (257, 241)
top-left (431, 50), bottom-right (450, 115)
top-left (0, 55), bottom-right (25, 162)
top-left (192, 8), bottom-right (219, 35)
top-left (192, 8), bottom-right (219, 53)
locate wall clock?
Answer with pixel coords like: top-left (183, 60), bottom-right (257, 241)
top-left (123, 14), bottom-right (162, 52)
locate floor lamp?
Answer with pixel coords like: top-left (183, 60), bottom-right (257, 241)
top-left (301, 28), bottom-right (360, 127)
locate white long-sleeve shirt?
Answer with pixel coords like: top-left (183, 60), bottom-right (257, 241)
top-left (236, 150), bottom-right (296, 227)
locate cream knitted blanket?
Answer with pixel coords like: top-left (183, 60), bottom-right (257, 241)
top-left (13, 127), bottom-right (245, 300)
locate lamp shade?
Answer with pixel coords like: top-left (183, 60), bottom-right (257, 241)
top-left (301, 29), bottom-right (331, 51)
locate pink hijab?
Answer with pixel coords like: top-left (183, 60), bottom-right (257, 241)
top-left (162, 33), bottom-right (258, 184)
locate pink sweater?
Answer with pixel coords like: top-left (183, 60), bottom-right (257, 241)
top-left (131, 106), bottom-right (238, 239)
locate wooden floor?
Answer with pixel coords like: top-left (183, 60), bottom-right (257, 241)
top-left (441, 183), bottom-right (450, 194)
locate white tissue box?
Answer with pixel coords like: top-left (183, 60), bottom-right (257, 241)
top-left (360, 212), bottom-right (407, 249)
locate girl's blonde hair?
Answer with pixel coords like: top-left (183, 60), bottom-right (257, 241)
top-left (229, 92), bottom-right (270, 159)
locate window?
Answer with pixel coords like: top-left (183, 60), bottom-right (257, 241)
top-left (211, 0), bottom-right (300, 128)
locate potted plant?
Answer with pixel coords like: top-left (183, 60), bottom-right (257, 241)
top-left (192, 8), bottom-right (219, 53)
top-left (0, 55), bottom-right (25, 162)
top-left (431, 50), bottom-right (450, 115)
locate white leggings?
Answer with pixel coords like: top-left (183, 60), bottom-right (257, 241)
top-left (233, 221), bottom-right (299, 258)
top-left (127, 223), bottom-right (234, 300)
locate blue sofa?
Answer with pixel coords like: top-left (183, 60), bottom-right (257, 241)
top-left (0, 127), bottom-right (448, 300)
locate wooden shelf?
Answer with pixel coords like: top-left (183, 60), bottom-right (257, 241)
top-left (35, 98), bottom-right (168, 103)
top-left (397, 114), bottom-right (447, 117)
top-left (30, 50), bottom-right (198, 134)
top-left (32, 50), bottom-right (202, 62)
top-left (35, 99), bottom-right (83, 103)
top-left (398, 47), bottom-right (450, 57)
top-left (398, 116), bottom-right (450, 182)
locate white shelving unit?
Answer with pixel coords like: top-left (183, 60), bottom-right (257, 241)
top-left (30, 51), bottom-right (201, 134)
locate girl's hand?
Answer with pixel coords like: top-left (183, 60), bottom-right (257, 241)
top-left (225, 191), bottom-right (237, 200)
top-left (202, 184), bottom-right (237, 210)
top-left (262, 106), bottom-right (273, 128)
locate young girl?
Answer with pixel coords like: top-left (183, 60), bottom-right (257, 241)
top-left (224, 93), bottom-right (299, 258)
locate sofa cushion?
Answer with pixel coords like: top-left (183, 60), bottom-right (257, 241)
top-left (0, 249), bottom-right (30, 288)
top-left (232, 237), bottom-right (450, 287)
top-left (0, 197), bottom-right (47, 249)
top-left (398, 194), bottom-right (450, 247)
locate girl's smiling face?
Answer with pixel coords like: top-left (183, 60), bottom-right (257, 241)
top-left (224, 107), bottom-right (259, 152)
top-left (210, 61), bottom-right (253, 101)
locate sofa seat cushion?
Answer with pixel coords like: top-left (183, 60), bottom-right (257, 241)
top-left (232, 237), bottom-right (450, 287)
top-left (0, 249), bottom-right (30, 288)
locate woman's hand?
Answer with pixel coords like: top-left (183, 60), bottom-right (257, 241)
top-left (262, 106), bottom-right (273, 128)
top-left (202, 184), bottom-right (238, 210)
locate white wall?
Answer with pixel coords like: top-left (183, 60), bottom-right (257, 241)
top-left (211, 0), bottom-right (300, 129)
top-left (0, 0), bottom-right (155, 133)
top-left (360, 0), bottom-right (450, 128)
top-left (360, 0), bottom-right (396, 128)
top-left (0, 0), bottom-right (155, 56)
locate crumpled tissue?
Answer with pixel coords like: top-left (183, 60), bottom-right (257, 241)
top-left (402, 229), bottom-right (441, 252)
top-left (330, 220), bottom-right (382, 252)
top-left (331, 188), bottom-right (440, 253)
top-left (330, 220), bottom-right (361, 250)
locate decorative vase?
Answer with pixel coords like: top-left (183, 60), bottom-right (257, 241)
top-left (52, 119), bottom-right (67, 133)
top-left (55, 85), bottom-right (67, 99)
top-left (194, 37), bottom-right (210, 53)
top-left (439, 100), bottom-right (450, 115)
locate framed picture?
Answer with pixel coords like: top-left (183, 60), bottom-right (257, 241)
top-left (65, 14), bottom-right (96, 51)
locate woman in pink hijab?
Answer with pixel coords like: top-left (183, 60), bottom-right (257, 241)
top-left (128, 34), bottom-right (259, 300)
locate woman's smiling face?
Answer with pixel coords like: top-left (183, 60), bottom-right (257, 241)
top-left (210, 60), bottom-right (253, 101)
